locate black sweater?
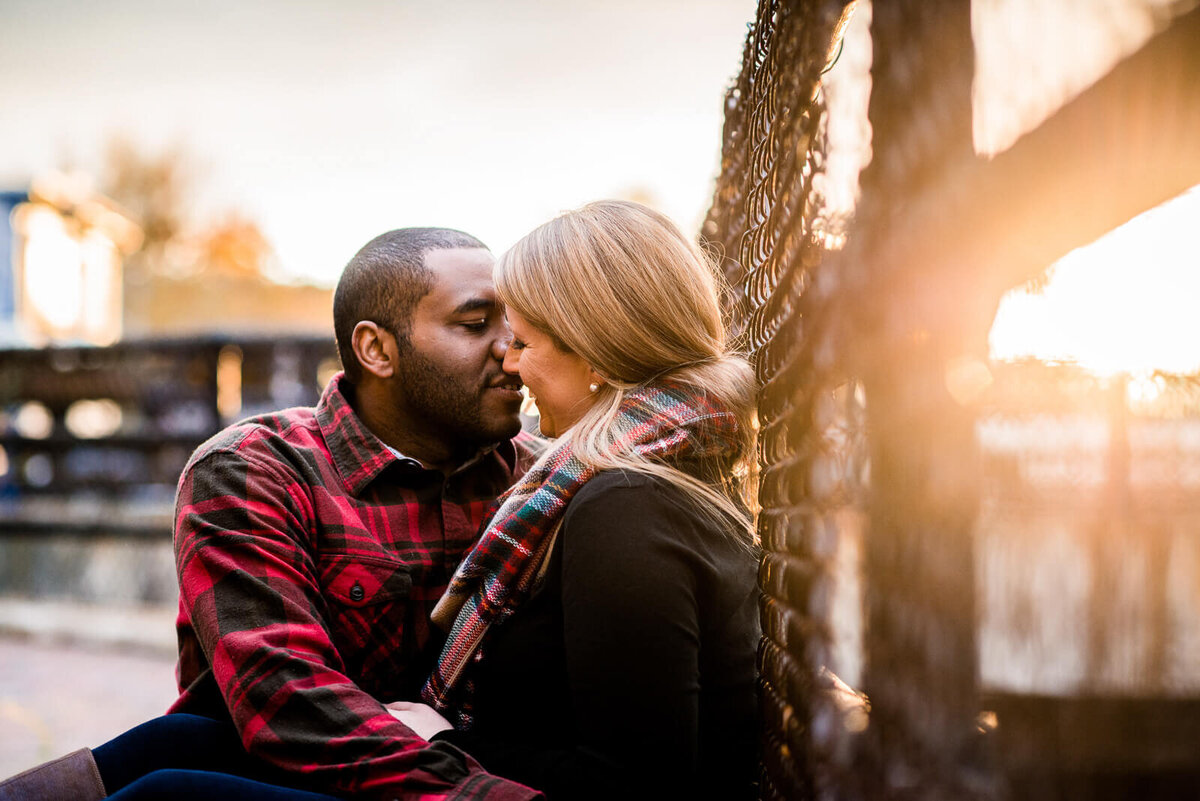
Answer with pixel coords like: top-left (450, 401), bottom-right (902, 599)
top-left (436, 469), bottom-right (760, 800)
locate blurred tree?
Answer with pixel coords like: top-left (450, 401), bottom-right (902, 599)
top-left (102, 140), bottom-right (277, 281)
top-left (100, 138), bottom-right (192, 282)
top-left (196, 214), bottom-right (273, 279)
top-left (93, 137), bottom-right (317, 337)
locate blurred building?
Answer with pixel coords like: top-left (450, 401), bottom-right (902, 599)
top-left (122, 270), bottom-right (333, 339)
top-left (121, 209), bottom-right (333, 338)
top-left (6, 174), bottom-right (139, 347)
top-left (0, 191), bottom-right (27, 343)
top-left (1, 172), bottom-right (333, 347)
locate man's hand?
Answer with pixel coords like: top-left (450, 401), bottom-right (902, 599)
top-left (386, 701), bottom-right (454, 741)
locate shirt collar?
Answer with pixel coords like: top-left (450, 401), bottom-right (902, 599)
top-left (316, 373), bottom-right (398, 496)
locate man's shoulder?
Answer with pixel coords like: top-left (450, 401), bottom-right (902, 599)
top-left (186, 405), bottom-right (323, 472)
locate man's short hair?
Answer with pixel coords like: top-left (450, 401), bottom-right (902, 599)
top-left (333, 228), bottom-right (488, 383)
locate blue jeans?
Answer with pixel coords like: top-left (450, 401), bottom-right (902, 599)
top-left (92, 714), bottom-right (342, 800)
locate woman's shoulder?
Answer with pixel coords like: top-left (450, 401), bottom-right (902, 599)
top-left (571, 466), bottom-right (656, 496)
top-left (559, 469), bottom-right (758, 605)
top-left (564, 468), bottom-right (749, 551)
top-left (567, 468), bottom-right (685, 515)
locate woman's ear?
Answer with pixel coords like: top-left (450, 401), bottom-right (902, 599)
top-left (351, 321), bottom-right (397, 379)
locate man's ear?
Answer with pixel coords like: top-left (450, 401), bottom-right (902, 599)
top-left (351, 321), bottom-right (397, 379)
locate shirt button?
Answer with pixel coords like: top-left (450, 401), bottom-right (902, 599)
top-left (349, 583), bottom-right (365, 602)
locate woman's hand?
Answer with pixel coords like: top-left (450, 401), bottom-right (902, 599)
top-left (386, 701), bottom-right (454, 740)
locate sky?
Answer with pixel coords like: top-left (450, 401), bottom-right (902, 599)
top-left (4, 0), bottom-right (1198, 375)
top-left (0, 0), bottom-right (757, 287)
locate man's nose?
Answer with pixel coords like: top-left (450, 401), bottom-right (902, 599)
top-left (491, 336), bottom-right (508, 361)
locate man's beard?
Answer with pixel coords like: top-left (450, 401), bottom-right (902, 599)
top-left (395, 348), bottom-right (517, 451)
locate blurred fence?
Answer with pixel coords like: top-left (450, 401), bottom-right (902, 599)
top-left (975, 365), bottom-right (1200, 798)
top-left (704, 1), bottom-right (1200, 799)
top-left (0, 335), bottom-right (338, 538)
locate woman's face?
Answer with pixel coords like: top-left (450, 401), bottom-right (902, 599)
top-left (502, 306), bottom-right (598, 437)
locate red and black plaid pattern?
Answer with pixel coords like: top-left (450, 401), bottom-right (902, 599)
top-left (170, 373), bottom-right (541, 800)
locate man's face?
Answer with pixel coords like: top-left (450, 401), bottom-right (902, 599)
top-left (392, 247), bottom-right (523, 451)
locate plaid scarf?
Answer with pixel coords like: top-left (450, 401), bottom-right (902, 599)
top-left (420, 381), bottom-right (740, 726)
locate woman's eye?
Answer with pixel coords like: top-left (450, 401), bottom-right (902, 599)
top-left (510, 338), bottom-right (527, 351)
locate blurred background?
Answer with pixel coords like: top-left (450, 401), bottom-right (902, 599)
top-left (0, 0), bottom-right (757, 777)
top-left (2, 0), bottom-right (1200, 797)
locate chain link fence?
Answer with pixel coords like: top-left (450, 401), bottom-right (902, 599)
top-left (703, 1), bottom-right (1200, 798)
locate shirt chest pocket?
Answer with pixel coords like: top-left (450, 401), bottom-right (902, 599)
top-left (323, 556), bottom-right (413, 607)
top-left (318, 554), bottom-right (414, 691)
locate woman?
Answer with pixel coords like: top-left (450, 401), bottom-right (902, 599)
top-left (394, 199), bottom-right (761, 800)
top-left (0, 200), bottom-right (759, 800)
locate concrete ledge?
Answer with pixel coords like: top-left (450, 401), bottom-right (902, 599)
top-left (0, 597), bottom-right (177, 656)
top-left (0, 534), bottom-right (176, 605)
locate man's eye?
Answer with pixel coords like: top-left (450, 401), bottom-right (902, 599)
top-left (460, 320), bottom-right (488, 332)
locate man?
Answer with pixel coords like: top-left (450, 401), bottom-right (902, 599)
top-left (0, 228), bottom-right (541, 801)
top-left (170, 228), bottom-right (540, 799)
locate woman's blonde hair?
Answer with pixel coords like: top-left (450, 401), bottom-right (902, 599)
top-left (495, 199), bottom-right (758, 543)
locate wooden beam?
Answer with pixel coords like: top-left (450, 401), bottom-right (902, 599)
top-left (862, 7), bottom-right (1200, 353)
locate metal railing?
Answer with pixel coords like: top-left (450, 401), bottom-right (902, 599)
top-left (0, 335), bottom-right (338, 536)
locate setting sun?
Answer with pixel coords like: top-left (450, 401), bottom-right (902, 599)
top-left (989, 184), bottom-right (1200, 376)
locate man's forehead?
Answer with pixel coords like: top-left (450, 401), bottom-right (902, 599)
top-left (418, 247), bottom-right (497, 309)
top-left (423, 246), bottom-right (493, 275)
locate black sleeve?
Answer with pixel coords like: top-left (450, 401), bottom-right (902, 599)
top-left (437, 477), bottom-right (704, 800)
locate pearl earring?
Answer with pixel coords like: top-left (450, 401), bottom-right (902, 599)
top-left (588, 382), bottom-right (600, 393)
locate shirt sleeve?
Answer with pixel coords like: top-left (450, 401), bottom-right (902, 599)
top-left (175, 446), bottom-right (540, 801)
top-left (439, 478), bottom-right (705, 799)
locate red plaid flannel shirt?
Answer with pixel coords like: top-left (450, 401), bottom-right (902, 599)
top-left (170, 373), bottom-right (541, 800)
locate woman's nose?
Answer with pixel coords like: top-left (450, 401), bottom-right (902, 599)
top-left (501, 343), bottom-right (520, 374)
